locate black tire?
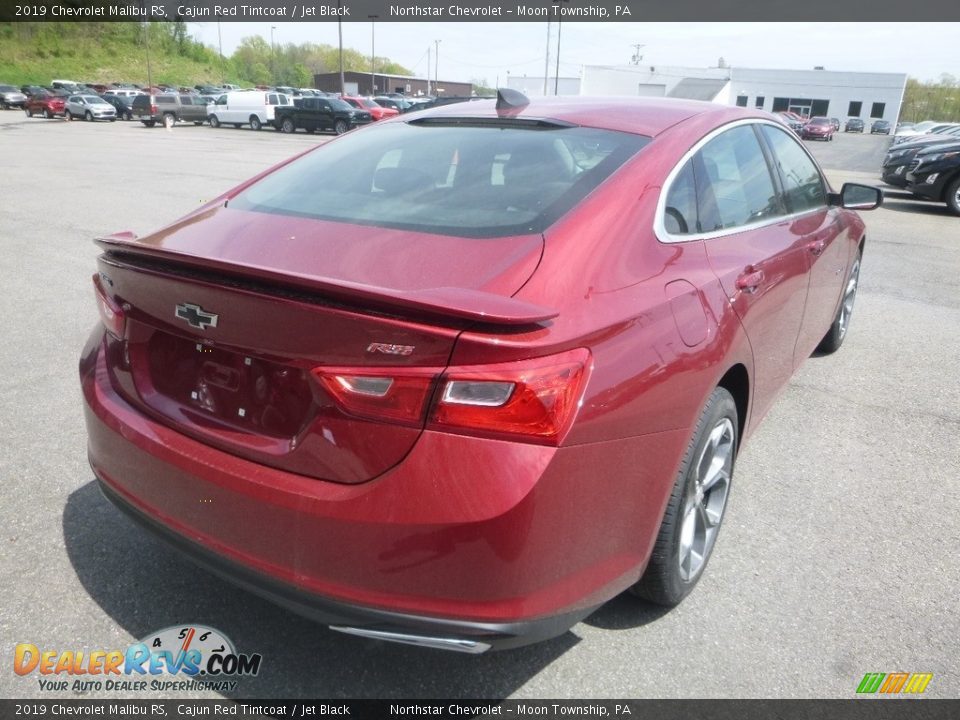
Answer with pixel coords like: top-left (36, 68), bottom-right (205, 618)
top-left (85, 111), bottom-right (93, 121)
top-left (45, 109), bottom-right (54, 119)
top-left (816, 249), bottom-right (862, 354)
top-left (162, 113), bottom-right (175, 129)
top-left (193, 121), bottom-right (203, 126)
top-left (280, 117), bottom-right (295, 134)
top-left (25, 108), bottom-right (33, 118)
top-left (142, 120), bottom-right (156, 127)
top-left (109, 118), bottom-right (116, 122)
top-left (126, 111), bottom-right (133, 121)
top-left (209, 115), bottom-right (220, 128)
top-left (249, 115), bottom-right (262, 131)
top-left (234, 123), bottom-right (241, 129)
top-left (945, 176), bottom-right (960, 216)
top-left (631, 387), bottom-right (738, 606)
top-left (334, 119), bottom-right (348, 135)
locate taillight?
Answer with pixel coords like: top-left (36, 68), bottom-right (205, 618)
top-left (430, 348), bottom-right (591, 444)
top-left (150, 104), bottom-right (158, 114)
top-left (314, 368), bottom-right (440, 427)
top-left (312, 348), bottom-right (591, 445)
top-left (92, 273), bottom-right (125, 339)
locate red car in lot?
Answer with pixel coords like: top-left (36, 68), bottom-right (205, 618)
top-left (24, 92), bottom-right (66, 119)
top-left (341, 95), bottom-right (400, 121)
top-left (802, 116), bottom-right (835, 141)
top-left (81, 93), bottom-right (880, 652)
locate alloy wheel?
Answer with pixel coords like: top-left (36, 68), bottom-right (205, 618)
top-left (838, 257), bottom-right (861, 340)
top-left (678, 417), bottom-right (734, 582)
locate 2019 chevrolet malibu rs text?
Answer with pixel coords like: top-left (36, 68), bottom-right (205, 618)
top-left (80, 92), bottom-right (881, 653)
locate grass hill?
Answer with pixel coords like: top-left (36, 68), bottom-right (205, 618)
top-left (0, 22), bottom-right (413, 89)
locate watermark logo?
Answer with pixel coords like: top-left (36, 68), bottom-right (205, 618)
top-left (14, 625), bottom-right (262, 693)
top-left (857, 672), bottom-right (933, 695)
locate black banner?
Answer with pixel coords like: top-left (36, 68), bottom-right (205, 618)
top-left (2, 0), bottom-right (960, 22)
top-left (2, 700), bottom-right (960, 720)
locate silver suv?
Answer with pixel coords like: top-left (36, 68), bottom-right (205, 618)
top-left (132, 94), bottom-right (212, 128)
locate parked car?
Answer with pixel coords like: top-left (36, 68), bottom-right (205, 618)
top-left (81, 93), bottom-right (881, 653)
top-left (20, 85), bottom-right (48, 98)
top-left (892, 120), bottom-right (949, 145)
top-left (104, 88), bottom-right (142, 99)
top-left (882, 126), bottom-right (960, 187)
top-left (802, 116), bottom-right (835, 141)
top-left (774, 111), bottom-right (805, 134)
top-left (208, 90), bottom-right (292, 130)
top-left (415, 95), bottom-right (496, 111)
top-left (273, 96), bottom-right (372, 134)
top-left (65, 95), bottom-right (116, 121)
top-left (24, 92), bottom-right (66, 119)
top-left (100, 94), bottom-right (135, 121)
top-left (341, 95), bottom-right (400, 121)
top-left (132, 93), bottom-right (213, 127)
top-left (0, 84), bottom-right (28, 109)
top-left (51, 79), bottom-right (83, 93)
top-left (905, 142), bottom-right (960, 214)
top-left (373, 96), bottom-right (414, 114)
top-left (844, 118), bottom-right (864, 133)
top-left (870, 120), bottom-right (892, 135)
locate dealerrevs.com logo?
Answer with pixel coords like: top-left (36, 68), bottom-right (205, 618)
top-left (856, 672), bottom-right (934, 695)
top-left (14, 625), bottom-right (262, 693)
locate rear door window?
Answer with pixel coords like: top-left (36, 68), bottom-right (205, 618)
top-left (694, 125), bottom-right (783, 232)
top-left (664, 160), bottom-right (698, 235)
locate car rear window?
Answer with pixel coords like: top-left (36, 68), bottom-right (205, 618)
top-left (229, 121), bottom-right (648, 238)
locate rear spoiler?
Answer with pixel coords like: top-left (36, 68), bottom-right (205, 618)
top-left (95, 233), bottom-right (557, 327)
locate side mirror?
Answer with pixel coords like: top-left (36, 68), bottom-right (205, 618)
top-left (831, 183), bottom-right (883, 210)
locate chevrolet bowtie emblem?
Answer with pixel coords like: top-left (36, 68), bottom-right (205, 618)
top-left (175, 303), bottom-right (219, 330)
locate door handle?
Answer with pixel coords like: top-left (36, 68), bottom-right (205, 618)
top-left (807, 239), bottom-right (825, 256)
top-left (735, 269), bottom-right (765, 293)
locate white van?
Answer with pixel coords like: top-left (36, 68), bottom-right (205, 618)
top-left (208, 90), bottom-right (291, 130)
top-left (104, 89), bottom-right (142, 98)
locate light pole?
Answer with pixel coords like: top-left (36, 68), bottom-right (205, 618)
top-left (337, 0), bottom-right (344, 95)
top-left (217, 21), bottom-right (224, 84)
top-left (369, 15), bottom-right (378, 95)
top-left (434, 39), bottom-right (441, 94)
top-left (270, 26), bottom-right (277, 86)
top-left (553, 0), bottom-right (570, 95)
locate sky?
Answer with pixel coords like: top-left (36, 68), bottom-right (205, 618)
top-left (191, 22), bottom-right (960, 86)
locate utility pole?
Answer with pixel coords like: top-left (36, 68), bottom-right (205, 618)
top-left (217, 21), bottom-right (224, 84)
top-left (270, 26), bottom-right (277, 86)
top-left (337, 0), bottom-right (344, 94)
top-left (426, 46), bottom-right (431, 95)
top-left (554, 0), bottom-right (570, 95)
top-left (434, 39), bottom-right (441, 94)
top-left (369, 15), bottom-right (378, 95)
top-left (631, 44), bottom-right (645, 65)
top-left (142, 9), bottom-right (152, 92)
top-left (543, 22), bottom-right (551, 96)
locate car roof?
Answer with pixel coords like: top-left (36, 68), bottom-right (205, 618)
top-left (405, 96), bottom-right (765, 137)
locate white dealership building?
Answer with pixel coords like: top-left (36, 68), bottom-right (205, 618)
top-left (510, 65), bottom-right (909, 123)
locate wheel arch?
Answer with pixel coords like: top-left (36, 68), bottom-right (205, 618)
top-left (716, 363), bottom-right (749, 449)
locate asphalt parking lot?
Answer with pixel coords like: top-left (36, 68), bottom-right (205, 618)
top-left (1, 113), bottom-right (957, 700)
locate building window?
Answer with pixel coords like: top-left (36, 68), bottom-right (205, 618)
top-left (736, 95), bottom-right (748, 107)
top-left (871, 102), bottom-right (886, 118)
top-left (755, 96), bottom-right (765, 109)
top-left (848, 101), bottom-right (862, 117)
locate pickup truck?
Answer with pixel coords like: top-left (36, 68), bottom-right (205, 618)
top-left (273, 96), bottom-right (372, 135)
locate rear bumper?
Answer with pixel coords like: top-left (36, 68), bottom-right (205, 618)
top-left (81, 329), bottom-right (685, 649)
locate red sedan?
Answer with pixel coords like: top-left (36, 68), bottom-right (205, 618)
top-left (341, 95), bottom-right (400, 121)
top-left (24, 92), bottom-right (66, 119)
top-left (802, 116), bottom-right (836, 141)
top-left (80, 92), bottom-right (880, 652)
